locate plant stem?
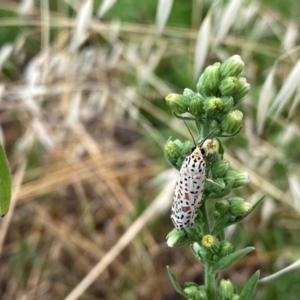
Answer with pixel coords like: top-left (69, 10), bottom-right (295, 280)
top-left (200, 198), bottom-right (210, 234)
top-left (219, 228), bottom-right (225, 241)
top-left (205, 264), bottom-right (217, 300)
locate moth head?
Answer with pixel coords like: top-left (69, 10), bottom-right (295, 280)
top-left (201, 139), bottom-right (219, 156)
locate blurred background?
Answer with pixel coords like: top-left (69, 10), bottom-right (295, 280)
top-left (0, 0), bottom-right (300, 299)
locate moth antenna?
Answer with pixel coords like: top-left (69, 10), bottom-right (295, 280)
top-left (183, 119), bottom-right (196, 146)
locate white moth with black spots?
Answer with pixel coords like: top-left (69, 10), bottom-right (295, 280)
top-left (171, 145), bottom-right (206, 230)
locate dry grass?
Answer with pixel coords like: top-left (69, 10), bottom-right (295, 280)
top-left (0, 0), bottom-right (300, 299)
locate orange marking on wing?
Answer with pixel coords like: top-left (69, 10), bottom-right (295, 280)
top-left (182, 206), bottom-right (191, 212)
top-left (184, 193), bottom-right (190, 200)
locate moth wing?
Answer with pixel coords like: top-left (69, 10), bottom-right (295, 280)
top-left (171, 160), bottom-right (194, 229)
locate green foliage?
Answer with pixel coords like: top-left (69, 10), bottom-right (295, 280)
top-left (165, 56), bottom-right (261, 299)
top-left (0, 143), bottom-right (11, 218)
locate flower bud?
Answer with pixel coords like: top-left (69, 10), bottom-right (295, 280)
top-left (189, 94), bottom-right (204, 116)
top-left (166, 227), bottom-right (199, 247)
top-left (203, 97), bottom-right (223, 116)
top-left (224, 170), bottom-right (249, 188)
top-left (220, 96), bottom-right (234, 114)
top-left (195, 286), bottom-right (207, 300)
top-left (173, 139), bottom-right (183, 148)
top-left (229, 197), bottom-right (252, 217)
top-left (232, 77), bottom-right (251, 105)
top-left (211, 177), bottom-right (234, 198)
top-left (210, 120), bottom-right (220, 131)
top-left (219, 241), bottom-right (234, 257)
top-left (202, 139), bottom-right (219, 156)
top-left (221, 110), bottom-right (243, 134)
top-left (202, 235), bottom-right (220, 254)
top-left (219, 279), bottom-right (235, 300)
top-left (181, 140), bottom-right (193, 154)
top-left (210, 178), bottom-right (226, 194)
top-left (197, 63), bottom-right (221, 96)
top-left (166, 229), bottom-right (187, 247)
top-left (213, 210), bottom-right (220, 219)
top-left (191, 242), bottom-right (206, 262)
top-left (231, 294), bottom-right (240, 300)
top-left (165, 93), bottom-right (189, 114)
top-left (183, 284), bottom-right (198, 298)
top-left (183, 88), bottom-right (196, 100)
top-left (219, 77), bottom-right (238, 96)
top-left (211, 159), bottom-right (230, 178)
top-left (220, 55), bottom-right (244, 78)
top-left (215, 199), bottom-right (230, 216)
top-left (192, 242), bottom-right (202, 253)
top-left (164, 140), bottom-right (181, 165)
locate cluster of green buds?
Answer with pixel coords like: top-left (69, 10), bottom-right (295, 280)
top-left (181, 238), bottom-right (237, 300)
top-left (164, 138), bottom-right (193, 170)
top-left (205, 151), bottom-right (249, 199)
top-left (183, 279), bottom-right (240, 300)
top-left (182, 278), bottom-right (254, 300)
top-left (165, 55), bottom-right (250, 137)
top-left (168, 234), bottom-right (259, 299)
top-left (165, 55), bottom-right (262, 300)
top-left (193, 235), bottom-right (233, 263)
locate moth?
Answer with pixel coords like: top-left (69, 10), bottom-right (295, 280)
top-left (171, 145), bottom-right (206, 230)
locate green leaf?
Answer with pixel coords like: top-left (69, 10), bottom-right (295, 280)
top-left (251, 194), bottom-right (266, 210)
top-left (212, 247), bottom-right (254, 273)
top-left (0, 143), bottom-right (12, 218)
top-left (211, 214), bottom-right (231, 235)
top-left (166, 266), bottom-right (186, 297)
top-left (239, 270), bottom-right (260, 300)
top-left (216, 138), bottom-right (224, 155)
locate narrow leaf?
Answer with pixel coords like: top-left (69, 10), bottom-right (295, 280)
top-left (251, 194), bottom-right (266, 210)
top-left (259, 259), bottom-right (300, 283)
top-left (166, 266), bottom-right (186, 297)
top-left (269, 59), bottom-right (300, 118)
top-left (97, 0), bottom-right (117, 18)
top-left (239, 270), bottom-right (260, 300)
top-left (0, 143), bottom-right (12, 218)
top-left (289, 175), bottom-right (300, 210)
top-left (155, 0), bottom-right (173, 37)
top-left (212, 247), bottom-right (254, 273)
top-left (194, 13), bottom-right (211, 80)
top-left (257, 67), bottom-right (276, 135)
top-left (288, 80), bottom-right (300, 118)
top-left (0, 44), bottom-right (13, 70)
top-left (283, 22), bottom-right (298, 50)
top-left (214, 0), bottom-right (243, 47)
top-left (211, 214), bottom-right (231, 235)
top-left (70, 0), bottom-right (93, 51)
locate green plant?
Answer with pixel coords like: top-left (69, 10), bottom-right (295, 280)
top-left (164, 55), bottom-right (264, 300)
top-left (0, 142), bottom-right (11, 218)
